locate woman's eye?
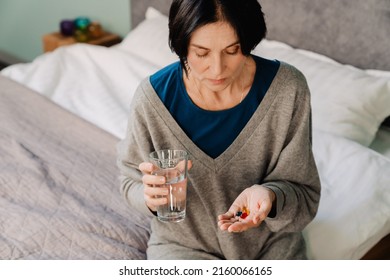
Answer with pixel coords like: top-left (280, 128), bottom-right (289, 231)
top-left (225, 46), bottom-right (240, 55)
top-left (196, 52), bottom-right (208, 58)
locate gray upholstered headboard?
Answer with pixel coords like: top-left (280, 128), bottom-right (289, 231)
top-left (131, 0), bottom-right (171, 29)
top-left (261, 0), bottom-right (390, 71)
top-left (131, 0), bottom-right (390, 71)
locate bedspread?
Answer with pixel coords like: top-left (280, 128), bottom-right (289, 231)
top-left (0, 76), bottom-right (151, 259)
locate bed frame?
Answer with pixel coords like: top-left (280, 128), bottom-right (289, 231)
top-left (131, 0), bottom-right (390, 71)
top-left (130, 0), bottom-right (390, 259)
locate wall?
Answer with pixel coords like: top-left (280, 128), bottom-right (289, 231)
top-left (0, 0), bottom-right (130, 63)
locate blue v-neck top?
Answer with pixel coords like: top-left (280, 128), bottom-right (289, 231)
top-left (150, 55), bottom-right (280, 158)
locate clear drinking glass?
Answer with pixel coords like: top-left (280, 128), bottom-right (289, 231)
top-left (149, 149), bottom-right (188, 223)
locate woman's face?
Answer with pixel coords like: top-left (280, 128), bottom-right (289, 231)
top-left (186, 21), bottom-right (248, 91)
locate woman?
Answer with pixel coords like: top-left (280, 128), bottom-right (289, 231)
top-left (117, 0), bottom-right (321, 259)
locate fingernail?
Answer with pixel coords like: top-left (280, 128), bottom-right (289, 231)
top-left (147, 162), bottom-right (154, 170)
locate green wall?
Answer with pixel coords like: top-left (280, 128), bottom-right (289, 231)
top-left (0, 0), bottom-right (130, 62)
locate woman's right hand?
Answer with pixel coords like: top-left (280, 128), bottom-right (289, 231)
top-left (139, 161), bottom-right (193, 212)
top-left (139, 162), bottom-right (168, 212)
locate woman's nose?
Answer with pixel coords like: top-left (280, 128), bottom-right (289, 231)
top-left (209, 55), bottom-right (224, 76)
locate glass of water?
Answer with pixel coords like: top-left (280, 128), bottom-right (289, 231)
top-left (149, 149), bottom-right (188, 223)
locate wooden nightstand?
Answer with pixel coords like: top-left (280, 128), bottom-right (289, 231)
top-left (42, 32), bottom-right (122, 52)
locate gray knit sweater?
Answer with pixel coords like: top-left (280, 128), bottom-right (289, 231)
top-left (117, 62), bottom-right (321, 259)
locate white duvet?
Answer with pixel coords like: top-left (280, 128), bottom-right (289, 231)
top-left (2, 40), bottom-right (390, 260)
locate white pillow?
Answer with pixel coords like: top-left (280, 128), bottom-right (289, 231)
top-left (305, 129), bottom-right (390, 259)
top-left (118, 7), bottom-right (390, 147)
top-left (254, 40), bottom-right (390, 146)
top-left (116, 7), bottom-right (177, 67)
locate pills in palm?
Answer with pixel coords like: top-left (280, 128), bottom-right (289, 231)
top-left (236, 206), bottom-right (250, 219)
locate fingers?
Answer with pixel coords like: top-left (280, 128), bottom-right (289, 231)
top-left (217, 214), bottom-right (236, 230)
top-left (218, 202), bottom-right (242, 220)
top-left (140, 161), bottom-right (166, 186)
top-left (143, 183), bottom-right (168, 212)
top-left (142, 173), bottom-right (165, 185)
top-left (174, 159), bottom-right (193, 173)
top-left (139, 162), bottom-right (157, 174)
top-left (218, 200), bottom-right (270, 233)
top-left (252, 201), bottom-right (270, 224)
top-left (227, 221), bottom-right (251, 233)
top-left (187, 160), bottom-right (193, 170)
top-left (217, 212), bottom-right (234, 221)
top-left (218, 208), bottom-right (253, 233)
top-left (139, 159), bottom-right (193, 212)
top-left (217, 212), bottom-right (238, 231)
top-left (221, 203), bottom-right (270, 233)
top-left (218, 217), bottom-right (253, 233)
top-left (144, 183), bottom-right (168, 197)
top-left (139, 162), bottom-right (167, 212)
top-left (144, 195), bottom-right (167, 212)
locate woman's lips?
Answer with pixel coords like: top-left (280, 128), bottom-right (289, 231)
top-left (209, 78), bottom-right (226, 85)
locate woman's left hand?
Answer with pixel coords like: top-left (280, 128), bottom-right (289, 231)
top-left (217, 185), bottom-right (275, 233)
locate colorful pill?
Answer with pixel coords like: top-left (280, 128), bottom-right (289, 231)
top-left (240, 212), bottom-right (248, 219)
top-left (238, 206), bottom-right (250, 219)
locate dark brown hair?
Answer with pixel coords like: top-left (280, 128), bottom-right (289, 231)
top-left (168, 0), bottom-right (267, 73)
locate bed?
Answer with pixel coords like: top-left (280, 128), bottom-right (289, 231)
top-left (0, 0), bottom-right (389, 260)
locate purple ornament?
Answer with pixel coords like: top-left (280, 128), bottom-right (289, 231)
top-left (60, 19), bottom-right (75, 36)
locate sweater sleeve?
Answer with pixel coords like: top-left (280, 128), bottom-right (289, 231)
top-left (262, 68), bottom-right (321, 233)
top-left (116, 80), bottom-right (156, 217)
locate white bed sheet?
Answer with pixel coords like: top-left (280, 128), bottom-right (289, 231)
top-left (1, 44), bottom-right (163, 139)
top-left (1, 41), bottom-right (390, 260)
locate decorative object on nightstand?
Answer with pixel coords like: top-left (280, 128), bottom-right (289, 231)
top-left (42, 16), bottom-right (121, 52)
top-left (59, 19), bottom-right (75, 36)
